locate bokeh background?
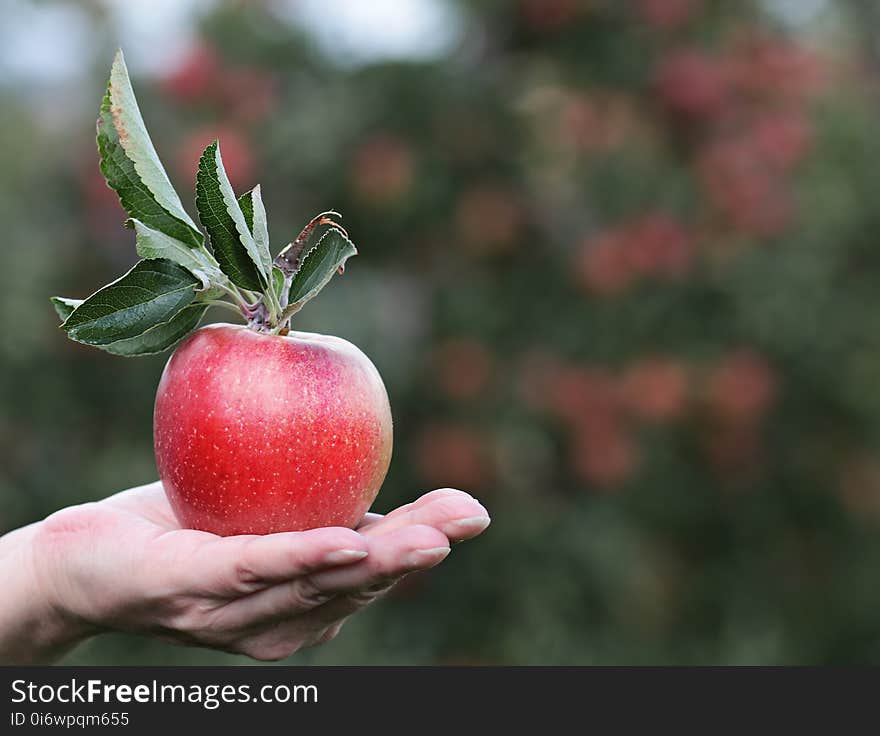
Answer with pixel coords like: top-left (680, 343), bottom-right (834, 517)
top-left (3, 0), bottom-right (880, 664)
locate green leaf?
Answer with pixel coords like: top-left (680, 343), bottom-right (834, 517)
top-left (196, 141), bottom-right (265, 291)
top-left (238, 185), bottom-right (274, 303)
top-left (98, 304), bottom-right (207, 356)
top-left (97, 52), bottom-right (202, 247)
top-left (271, 267), bottom-right (285, 300)
top-left (238, 190), bottom-right (254, 232)
top-left (248, 185), bottom-right (273, 276)
top-left (62, 259), bottom-right (199, 346)
top-left (237, 186), bottom-right (272, 277)
top-left (286, 228), bottom-right (357, 315)
top-left (107, 51), bottom-right (197, 230)
top-left (50, 296), bottom-right (83, 321)
top-left (129, 218), bottom-right (223, 287)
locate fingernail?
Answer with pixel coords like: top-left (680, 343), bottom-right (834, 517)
top-left (450, 516), bottom-right (491, 533)
top-left (406, 547), bottom-right (450, 566)
top-left (324, 549), bottom-right (369, 565)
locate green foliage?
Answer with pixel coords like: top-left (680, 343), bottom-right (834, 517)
top-left (285, 228), bottom-right (358, 318)
top-left (249, 186), bottom-right (272, 276)
top-left (97, 52), bottom-right (202, 247)
top-left (60, 259), bottom-right (199, 349)
top-left (238, 189), bottom-right (255, 232)
top-left (97, 305), bottom-right (208, 357)
top-left (60, 53), bottom-right (354, 354)
top-left (195, 140), bottom-right (265, 291)
top-left (50, 297), bottom-right (82, 321)
top-left (106, 51), bottom-right (200, 234)
top-left (130, 218), bottom-right (221, 284)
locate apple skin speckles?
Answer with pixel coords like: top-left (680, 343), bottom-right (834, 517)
top-left (154, 323), bottom-right (393, 536)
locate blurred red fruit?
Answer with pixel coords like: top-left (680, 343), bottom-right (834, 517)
top-left (576, 230), bottom-right (634, 296)
top-left (654, 48), bottom-right (729, 121)
top-left (178, 126), bottom-right (255, 191)
top-left (414, 424), bottom-right (494, 490)
top-left (698, 138), bottom-right (792, 236)
top-left (750, 111), bottom-right (813, 172)
top-left (351, 134), bottom-right (415, 206)
top-left (548, 366), bottom-right (620, 429)
top-left (727, 35), bottom-right (825, 103)
top-left (572, 421), bottom-right (639, 489)
top-left (705, 349), bottom-right (777, 425)
top-left (621, 357), bottom-right (690, 422)
top-left (576, 213), bottom-right (693, 295)
top-left (432, 338), bottom-right (495, 402)
top-left (161, 43), bottom-right (221, 104)
top-left (219, 69), bottom-right (278, 124)
top-left (161, 44), bottom-right (278, 126)
top-left (625, 213), bottom-right (694, 277)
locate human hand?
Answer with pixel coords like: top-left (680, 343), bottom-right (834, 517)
top-left (0, 482), bottom-right (489, 663)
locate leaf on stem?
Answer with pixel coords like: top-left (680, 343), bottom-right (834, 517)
top-left (50, 297), bottom-right (83, 321)
top-left (129, 218), bottom-right (221, 284)
top-left (99, 304), bottom-right (208, 356)
top-left (249, 186), bottom-right (272, 274)
top-left (237, 186), bottom-right (272, 277)
top-left (62, 259), bottom-right (200, 346)
top-left (238, 189), bottom-right (254, 232)
top-left (284, 227), bottom-right (358, 318)
top-left (97, 50), bottom-right (202, 247)
top-left (196, 141), bottom-right (267, 291)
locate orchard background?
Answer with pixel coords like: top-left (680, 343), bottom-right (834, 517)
top-left (3, 0), bottom-right (880, 664)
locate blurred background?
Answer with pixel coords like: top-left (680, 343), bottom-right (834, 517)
top-left (3, 0), bottom-right (880, 664)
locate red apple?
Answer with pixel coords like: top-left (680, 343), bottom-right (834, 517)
top-left (154, 323), bottom-right (393, 536)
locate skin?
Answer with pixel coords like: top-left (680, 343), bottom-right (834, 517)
top-left (0, 482), bottom-right (490, 664)
top-left (155, 325), bottom-right (394, 535)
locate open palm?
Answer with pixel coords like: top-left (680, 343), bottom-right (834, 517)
top-left (33, 482), bottom-right (490, 661)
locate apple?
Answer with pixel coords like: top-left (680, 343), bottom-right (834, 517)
top-left (154, 323), bottom-right (393, 536)
top-left (54, 52), bottom-right (390, 536)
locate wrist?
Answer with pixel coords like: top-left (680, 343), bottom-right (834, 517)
top-left (0, 520), bottom-right (99, 663)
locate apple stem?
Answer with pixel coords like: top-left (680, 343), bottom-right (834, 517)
top-left (217, 283), bottom-right (253, 311)
top-left (274, 211), bottom-right (346, 279)
top-left (241, 298), bottom-right (273, 331)
top-left (202, 299), bottom-right (243, 316)
top-left (278, 273), bottom-right (294, 311)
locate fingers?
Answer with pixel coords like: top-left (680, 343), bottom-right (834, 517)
top-left (359, 491), bottom-right (491, 543)
top-left (188, 526), bottom-right (369, 596)
top-left (215, 524), bottom-right (449, 628)
top-left (356, 512), bottom-right (384, 528)
top-left (308, 523), bottom-right (450, 592)
top-left (162, 490), bottom-right (486, 655)
top-left (358, 488), bottom-right (473, 531)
